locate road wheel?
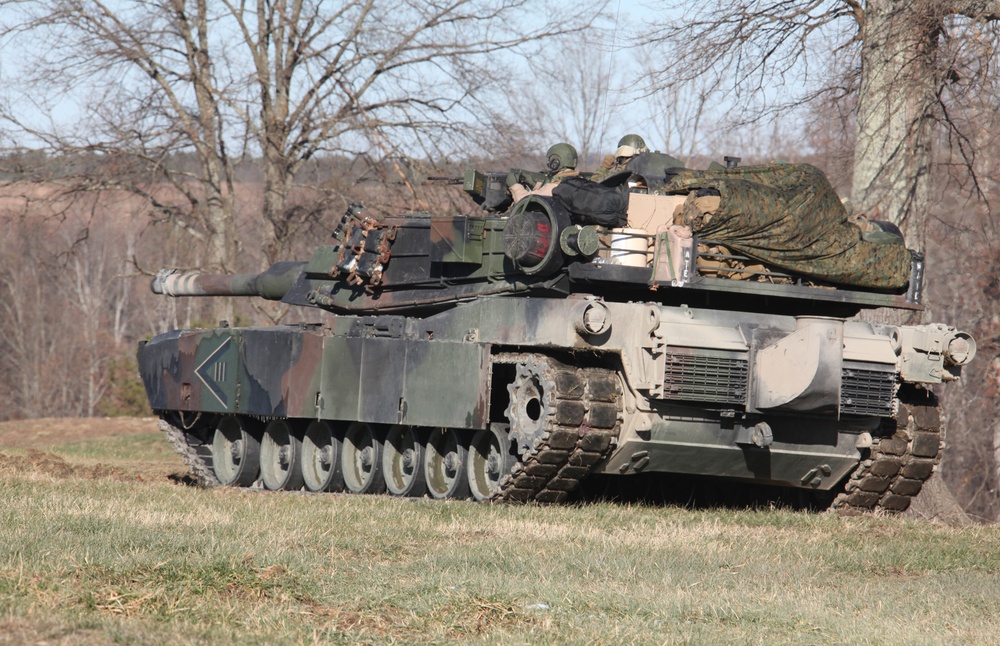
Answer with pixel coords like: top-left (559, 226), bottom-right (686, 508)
top-left (468, 425), bottom-right (515, 501)
top-left (211, 416), bottom-right (260, 487)
top-left (383, 425), bottom-right (428, 497)
top-left (424, 428), bottom-right (470, 500)
top-left (301, 420), bottom-right (345, 493)
top-left (260, 419), bottom-right (304, 491)
top-left (342, 422), bottom-right (386, 494)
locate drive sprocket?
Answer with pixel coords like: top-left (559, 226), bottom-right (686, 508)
top-left (493, 353), bottom-right (622, 503)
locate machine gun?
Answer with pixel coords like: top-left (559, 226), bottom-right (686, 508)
top-left (460, 168), bottom-right (510, 212)
top-left (460, 167), bottom-right (548, 213)
top-left (415, 168), bottom-right (512, 212)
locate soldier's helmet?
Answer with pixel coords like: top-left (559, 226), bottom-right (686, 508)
top-left (615, 134), bottom-right (649, 158)
top-left (546, 143), bottom-right (578, 172)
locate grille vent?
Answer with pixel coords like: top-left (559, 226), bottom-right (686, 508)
top-left (662, 351), bottom-right (748, 405)
top-left (660, 352), bottom-right (896, 416)
top-left (841, 362), bottom-right (897, 417)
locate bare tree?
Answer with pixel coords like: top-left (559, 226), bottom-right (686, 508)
top-left (63, 214), bottom-right (138, 416)
top-left (633, 41), bottom-right (724, 165)
top-left (0, 213), bottom-right (91, 418)
top-left (1, 0), bottom-right (604, 273)
top-left (642, 1), bottom-right (1000, 248)
top-left (518, 36), bottom-right (619, 168)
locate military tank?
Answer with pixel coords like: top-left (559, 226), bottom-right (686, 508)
top-left (137, 155), bottom-right (976, 512)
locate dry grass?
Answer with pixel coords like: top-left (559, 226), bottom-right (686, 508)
top-left (1, 419), bottom-right (1000, 644)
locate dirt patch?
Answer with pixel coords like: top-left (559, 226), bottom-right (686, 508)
top-left (0, 618), bottom-right (108, 646)
top-left (0, 450), bottom-right (143, 483)
top-left (0, 416), bottom-right (177, 483)
top-left (300, 602), bottom-right (416, 638)
top-left (0, 417), bottom-right (160, 449)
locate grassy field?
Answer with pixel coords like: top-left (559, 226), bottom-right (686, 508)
top-left (1, 419), bottom-right (1000, 644)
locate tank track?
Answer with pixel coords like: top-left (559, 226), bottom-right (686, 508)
top-left (491, 354), bottom-right (622, 503)
top-left (832, 386), bottom-right (941, 514)
top-left (158, 354), bottom-right (622, 503)
top-left (158, 416), bottom-right (220, 487)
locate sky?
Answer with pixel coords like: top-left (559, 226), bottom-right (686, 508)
top-left (0, 0), bottom-right (782, 163)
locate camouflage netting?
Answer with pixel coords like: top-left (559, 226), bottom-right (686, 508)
top-left (665, 163), bottom-right (912, 289)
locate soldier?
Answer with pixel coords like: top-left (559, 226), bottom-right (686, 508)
top-left (506, 143), bottom-right (580, 203)
top-left (590, 134), bottom-right (649, 182)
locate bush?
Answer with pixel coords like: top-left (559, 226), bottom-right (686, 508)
top-left (97, 354), bottom-right (151, 417)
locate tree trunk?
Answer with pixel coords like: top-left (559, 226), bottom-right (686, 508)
top-left (852, 2), bottom-right (971, 515)
top-left (262, 155), bottom-right (291, 267)
top-left (905, 472), bottom-right (974, 525)
top-left (853, 3), bottom-right (935, 322)
top-left (852, 1), bottom-right (940, 249)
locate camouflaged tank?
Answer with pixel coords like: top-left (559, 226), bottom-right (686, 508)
top-left (137, 156), bottom-right (976, 512)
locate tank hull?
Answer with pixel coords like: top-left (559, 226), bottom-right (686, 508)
top-left (138, 295), bottom-right (957, 508)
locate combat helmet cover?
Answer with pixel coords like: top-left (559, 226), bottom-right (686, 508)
top-left (614, 134), bottom-right (649, 158)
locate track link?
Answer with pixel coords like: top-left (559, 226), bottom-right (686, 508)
top-left (492, 354), bottom-right (622, 503)
top-left (159, 416), bottom-right (220, 487)
top-left (833, 386), bottom-right (941, 514)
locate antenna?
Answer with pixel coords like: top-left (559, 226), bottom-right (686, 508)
top-left (596, 0), bottom-right (624, 164)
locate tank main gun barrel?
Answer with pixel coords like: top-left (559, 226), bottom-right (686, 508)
top-left (151, 261), bottom-right (306, 301)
